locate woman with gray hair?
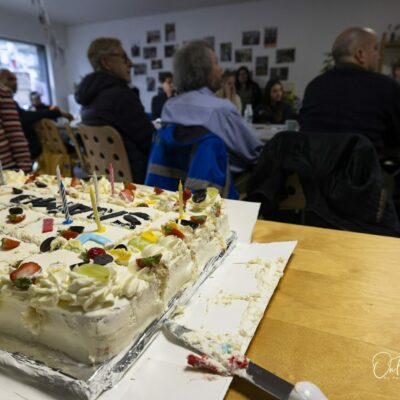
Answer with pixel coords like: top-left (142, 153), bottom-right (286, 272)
top-left (75, 37), bottom-right (154, 183)
top-left (161, 40), bottom-right (263, 176)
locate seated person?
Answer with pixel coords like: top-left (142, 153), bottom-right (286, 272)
top-left (215, 69), bottom-right (242, 114)
top-left (299, 27), bottom-right (400, 155)
top-left (161, 40), bottom-right (263, 177)
top-left (254, 78), bottom-right (295, 124)
top-left (392, 62), bottom-right (400, 83)
top-left (235, 66), bottom-right (262, 114)
top-left (0, 82), bottom-right (32, 172)
top-left (29, 91), bottom-right (50, 111)
top-left (0, 69), bottom-right (73, 159)
top-left (75, 37), bottom-right (155, 184)
top-left (151, 72), bottom-right (176, 119)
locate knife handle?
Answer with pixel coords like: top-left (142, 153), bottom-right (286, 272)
top-left (288, 381), bottom-right (328, 400)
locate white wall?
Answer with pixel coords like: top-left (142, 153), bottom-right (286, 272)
top-left (0, 7), bottom-right (69, 110)
top-left (65, 0), bottom-right (400, 112)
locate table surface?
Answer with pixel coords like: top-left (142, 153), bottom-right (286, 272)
top-left (225, 220), bottom-right (400, 400)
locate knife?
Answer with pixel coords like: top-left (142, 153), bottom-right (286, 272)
top-left (164, 321), bottom-right (328, 400)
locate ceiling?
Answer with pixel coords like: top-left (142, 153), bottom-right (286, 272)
top-left (0, 0), bottom-right (255, 26)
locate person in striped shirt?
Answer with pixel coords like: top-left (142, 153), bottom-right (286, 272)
top-left (0, 82), bottom-right (32, 172)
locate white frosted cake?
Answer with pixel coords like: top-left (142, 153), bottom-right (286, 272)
top-left (0, 171), bottom-right (231, 364)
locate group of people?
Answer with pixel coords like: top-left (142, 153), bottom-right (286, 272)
top-left (1, 26), bottom-right (400, 223)
top-left (0, 68), bottom-right (73, 170)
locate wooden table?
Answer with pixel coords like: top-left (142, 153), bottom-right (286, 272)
top-left (225, 220), bottom-right (400, 400)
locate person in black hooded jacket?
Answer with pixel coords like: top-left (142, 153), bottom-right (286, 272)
top-left (75, 37), bottom-right (155, 183)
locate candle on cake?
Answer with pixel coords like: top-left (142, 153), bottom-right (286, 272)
top-left (0, 160), bottom-right (6, 186)
top-left (178, 180), bottom-right (184, 220)
top-left (109, 163), bottom-right (115, 196)
top-left (90, 186), bottom-right (105, 232)
top-left (60, 181), bottom-right (73, 224)
top-left (93, 170), bottom-right (99, 204)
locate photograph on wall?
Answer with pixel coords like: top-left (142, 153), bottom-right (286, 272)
top-left (203, 36), bottom-right (215, 50)
top-left (130, 41), bottom-right (140, 57)
top-left (264, 27), bottom-right (278, 48)
top-left (242, 31), bottom-right (260, 45)
top-left (235, 48), bottom-right (252, 63)
top-left (270, 66), bottom-right (289, 80)
top-left (165, 23), bottom-right (176, 42)
top-left (165, 44), bottom-right (178, 58)
top-left (147, 77), bottom-right (156, 91)
top-left (143, 46), bottom-right (157, 59)
top-left (255, 56), bottom-right (269, 76)
top-left (151, 59), bottom-right (163, 70)
top-left (276, 48), bottom-right (296, 63)
top-left (147, 30), bottom-right (161, 44)
top-left (220, 42), bottom-right (232, 62)
top-left (133, 63), bottom-right (147, 75)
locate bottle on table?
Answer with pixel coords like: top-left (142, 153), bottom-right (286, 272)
top-left (244, 104), bottom-right (253, 125)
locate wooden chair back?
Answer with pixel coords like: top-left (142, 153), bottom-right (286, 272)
top-left (64, 123), bottom-right (90, 174)
top-left (77, 124), bottom-right (132, 182)
top-left (34, 119), bottom-right (71, 176)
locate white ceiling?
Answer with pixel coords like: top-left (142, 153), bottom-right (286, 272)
top-left (0, 0), bottom-right (255, 26)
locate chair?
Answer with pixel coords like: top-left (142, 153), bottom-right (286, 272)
top-left (246, 131), bottom-right (400, 236)
top-left (77, 124), bottom-right (132, 182)
top-left (64, 123), bottom-right (90, 174)
top-left (34, 118), bottom-right (72, 176)
top-left (145, 124), bottom-right (238, 199)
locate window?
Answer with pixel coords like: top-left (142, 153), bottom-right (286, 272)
top-left (0, 38), bottom-right (51, 109)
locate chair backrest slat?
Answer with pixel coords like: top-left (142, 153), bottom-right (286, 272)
top-left (77, 124), bottom-right (132, 182)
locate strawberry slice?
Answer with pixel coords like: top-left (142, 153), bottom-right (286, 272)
top-left (183, 188), bottom-right (192, 203)
top-left (124, 182), bottom-right (137, 191)
top-left (60, 229), bottom-right (79, 240)
top-left (7, 214), bottom-right (26, 224)
top-left (154, 186), bottom-right (164, 195)
top-left (71, 177), bottom-right (82, 187)
top-left (25, 172), bottom-right (40, 183)
top-left (162, 222), bottom-right (185, 239)
top-left (1, 238), bottom-right (20, 250)
top-left (10, 262), bottom-right (41, 281)
top-left (190, 215), bottom-right (207, 225)
top-left (119, 188), bottom-right (134, 202)
top-left (87, 247), bottom-right (106, 260)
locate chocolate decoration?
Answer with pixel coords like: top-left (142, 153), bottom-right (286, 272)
top-left (114, 244), bottom-right (128, 250)
top-left (35, 181), bottom-right (48, 188)
top-left (40, 236), bottom-right (56, 253)
top-left (12, 188), bottom-right (23, 194)
top-left (131, 212), bottom-right (150, 220)
top-left (69, 226), bottom-right (85, 234)
top-left (93, 254), bottom-right (114, 265)
top-left (192, 189), bottom-right (207, 203)
top-left (9, 207), bottom-right (23, 215)
top-left (178, 219), bottom-right (199, 229)
top-left (123, 214), bottom-right (141, 225)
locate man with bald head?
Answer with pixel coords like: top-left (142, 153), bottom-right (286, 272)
top-left (299, 27), bottom-right (400, 155)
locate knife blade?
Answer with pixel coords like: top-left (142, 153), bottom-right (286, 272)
top-left (164, 320), bottom-right (327, 400)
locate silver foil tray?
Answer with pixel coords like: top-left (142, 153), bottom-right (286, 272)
top-left (0, 232), bottom-right (237, 400)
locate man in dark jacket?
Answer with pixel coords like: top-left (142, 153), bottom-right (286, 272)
top-left (75, 37), bottom-right (155, 183)
top-left (299, 27), bottom-right (400, 155)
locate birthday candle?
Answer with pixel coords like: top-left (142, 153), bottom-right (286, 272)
top-left (0, 160), bottom-right (5, 185)
top-left (109, 163), bottom-right (115, 196)
top-left (90, 186), bottom-right (105, 232)
top-left (56, 165), bottom-right (62, 188)
top-left (60, 181), bottom-right (72, 224)
top-left (178, 180), bottom-right (184, 220)
top-left (93, 171), bottom-right (99, 204)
